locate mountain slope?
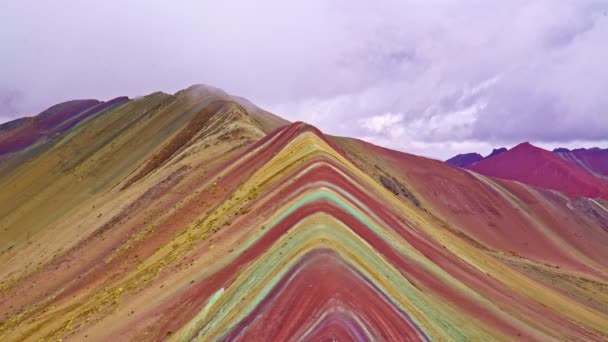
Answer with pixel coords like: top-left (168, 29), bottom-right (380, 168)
top-left (467, 142), bottom-right (608, 200)
top-left (0, 87), bottom-right (607, 341)
top-left (554, 147), bottom-right (608, 180)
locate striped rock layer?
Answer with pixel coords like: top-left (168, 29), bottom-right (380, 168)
top-left (1, 86), bottom-right (607, 341)
top-left (554, 147), bottom-right (608, 180)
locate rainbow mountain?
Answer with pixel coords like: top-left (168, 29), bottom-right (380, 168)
top-left (1, 85), bottom-right (607, 341)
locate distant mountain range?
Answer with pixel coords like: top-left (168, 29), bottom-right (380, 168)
top-left (1, 85), bottom-right (607, 341)
top-left (446, 143), bottom-right (608, 200)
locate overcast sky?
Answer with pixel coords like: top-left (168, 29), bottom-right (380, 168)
top-left (1, 0), bottom-right (607, 159)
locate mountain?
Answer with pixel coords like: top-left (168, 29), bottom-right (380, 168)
top-left (467, 142), bottom-right (608, 200)
top-left (554, 147), bottom-right (608, 180)
top-left (445, 147), bottom-right (507, 168)
top-left (0, 97), bottom-right (128, 156)
top-left (1, 86), bottom-right (607, 341)
top-left (445, 152), bottom-right (483, 167)
top-left (486, 147), bottom-right (507, 159)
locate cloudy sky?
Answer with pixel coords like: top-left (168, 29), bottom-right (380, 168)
top-left (1, 0), bottom-right (607, 159)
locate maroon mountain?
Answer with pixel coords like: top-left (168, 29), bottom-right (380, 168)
top-left (466, 142), bottom-right (608, 200)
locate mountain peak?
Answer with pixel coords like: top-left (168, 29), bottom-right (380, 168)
top-left (508, 142), bottom-right (551, 156)
top-left (485, 147), bottom-right (507, 159)
top-left (445, 152), bottom-right (483, 167)
top-left (512, 141), bottom-right (535, 150)
top-left (175, 84), bottom-right (229, 99)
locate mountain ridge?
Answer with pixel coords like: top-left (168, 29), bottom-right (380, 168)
top-left (445, 147), bottom-right (508, 168)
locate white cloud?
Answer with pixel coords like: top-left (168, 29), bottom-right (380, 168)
top-left (358, 112), bottom-right (404, 134)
